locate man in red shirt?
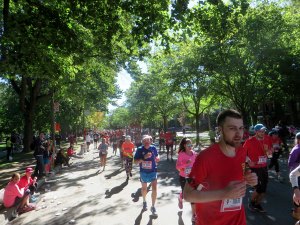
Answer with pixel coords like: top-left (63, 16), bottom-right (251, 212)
top-left (243, 123), bottom-right (272, 213)
top-left (184, 109), bottom-right (257, 225)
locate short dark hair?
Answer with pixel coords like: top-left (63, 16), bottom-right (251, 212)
top-left (216, 109), bottom-right (242, 127)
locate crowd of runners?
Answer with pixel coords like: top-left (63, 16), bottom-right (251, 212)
top-left (3, 108), bottom-right (300, 225)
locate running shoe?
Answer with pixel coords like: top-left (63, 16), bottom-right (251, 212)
top-left (150, 206), bottom-right (157, 215)
top-left (142, 201), bottom-right (148, 211)
top-left (178, 194), bottom-right (183, 209)
top-left (254, 204), bottom-right (266, 213)
top-left (248, 201), bottom-right (256, 212)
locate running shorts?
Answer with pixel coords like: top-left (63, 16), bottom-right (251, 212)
top-left (140, 171), bottom-right (157, 183)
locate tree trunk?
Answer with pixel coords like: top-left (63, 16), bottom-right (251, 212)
top-left (23, 111), bottom-right (34, 153)
top-left (195, 113), bottom-right (200, 147)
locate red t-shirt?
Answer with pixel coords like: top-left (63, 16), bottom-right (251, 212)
top-left (188, 144), bottom-right (247, 225)
top-left (18, 175), bottom-right (33, 190)
top-left (164, 132), bottom-right (173, 145)
top-left (243, 136), bottom-right (271, 168)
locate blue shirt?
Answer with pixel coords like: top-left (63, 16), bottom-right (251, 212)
top-left (134, 145), bottom-right (158, 173)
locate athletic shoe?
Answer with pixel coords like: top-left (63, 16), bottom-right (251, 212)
top-left (150, 206), bottom-right (157, 214)
top-left (178, 194), bottom-right (183, 209)
top-left (254, 204), bottom-right (266, 213)
top-left (142, 201), bottom-right (147, 211)
top-left (248, 201), bottom-right (256, 212)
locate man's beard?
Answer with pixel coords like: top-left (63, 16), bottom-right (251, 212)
top-left (223, 134), bottom-right (242, 148)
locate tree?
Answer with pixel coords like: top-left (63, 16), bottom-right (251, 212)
top-left (166, 41), bottom-right (215, 146)
top-left (0, 0), bottom-right (173, 151)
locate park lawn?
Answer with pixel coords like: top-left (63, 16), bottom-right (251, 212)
top-left (0, 151), bottom-right (35, 170)
top-left (0, 142), bottom-right (5, 152)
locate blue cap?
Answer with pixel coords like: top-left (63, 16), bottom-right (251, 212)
top-left (296, 132), bottom-right (300, 139)
top-left (254, 124), bottom-right (266, 132)
top-left (268, 130), bottom-right (278, 136)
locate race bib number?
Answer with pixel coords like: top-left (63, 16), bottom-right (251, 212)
top-left (258, 156), bottom-right (267, 164)
top-left (220, 197), bottom-right (242, 212)
top-left (142, 161), bottom-right (152, 169)
top-left (184, 167), bottom-right (192, 175)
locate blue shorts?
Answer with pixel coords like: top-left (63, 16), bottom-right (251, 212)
top-left (140, 171), bottom-right (157, 183)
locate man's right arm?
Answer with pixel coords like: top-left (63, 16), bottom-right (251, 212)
top-left (184, 180), bottom-right (246, 203)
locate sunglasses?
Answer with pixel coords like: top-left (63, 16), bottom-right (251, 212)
top-left (186, 144), bottom-right (193, 147)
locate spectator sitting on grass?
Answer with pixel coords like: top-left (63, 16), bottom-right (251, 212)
top-left (55, 149), bottom-right (70, 167)
top-left (3, 172), bottom-right (35, 214)
top-left (17, 167), bottom-right (38, 197)
top-left (67, 145), bottom-right (76, 157)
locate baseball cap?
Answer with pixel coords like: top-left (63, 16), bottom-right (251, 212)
top-left (25, 167), bottom-right (34, 173)
top-left (268, 130), bottom-right (278, 136)
top-left (296, 132), bottom-right (300, 139)
top-left (254, 124), bottom-right (266, 132)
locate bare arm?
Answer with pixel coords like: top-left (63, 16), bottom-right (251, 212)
top-left (183, 180), bottom-right (246, 203)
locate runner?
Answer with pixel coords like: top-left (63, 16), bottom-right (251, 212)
top-left (164, 131), bottom-right (174, 161)
top-left (184, 109), bottom-right (257, 225)
top-left (176, 137), bottom-right (197, 222)
top-left (288, 132), bottom-right (300, 220)
top-left (118, 135), bottom-right (125, 167)
top-left (111, 133), bottom-right (118, 156)
top-left (243, 123), bottom-right (272, 213)
top-left (134, 135), bottom-right (160, 214)
top-left (98, 138), bottom-right (109, 171)
top-left (268, 130), bottom-right (282, 180)
top-left (93, 132), bottom-right (100, 149)
top-left (159, 130), bottom-right (165, 152)
top-left (85, 132), bottom-right (91, 151)
top-left (122, 136), bottom-right (135, 179)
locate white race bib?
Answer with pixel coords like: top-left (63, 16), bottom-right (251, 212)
top-left (184, 167), bottom-right (192, 175)
top-left (258, 156), bottom-right (267, 164)
top-left (220, 197), bottom-right (243, 212)
top-left (142, 161), bottom-right (152, 169)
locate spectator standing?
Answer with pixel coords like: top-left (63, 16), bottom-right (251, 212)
top-left (33, 132), bottom-right (46, 178)
top-left (6, 135), bottom-right (13, 161)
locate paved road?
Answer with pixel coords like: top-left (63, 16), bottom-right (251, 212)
top-left (7, 147), bottom-right (297, 225)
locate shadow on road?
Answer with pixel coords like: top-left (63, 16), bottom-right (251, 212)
top-left (131, 184), bottom-right (152, 202)
top-left (105, 178), bottom-right (129, 198)
top-left (177, 211), bottom-right (185, 225)
top-left (105, 168), bottom-right (124, 179)
top-left (134, 209), bottom-right (145, 225)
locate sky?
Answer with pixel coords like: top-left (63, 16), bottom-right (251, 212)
top-left (108, 61), bottom-right (148, 111)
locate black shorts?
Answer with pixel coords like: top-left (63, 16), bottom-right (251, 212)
top-left (251, 167), bottom-right (268, 193)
